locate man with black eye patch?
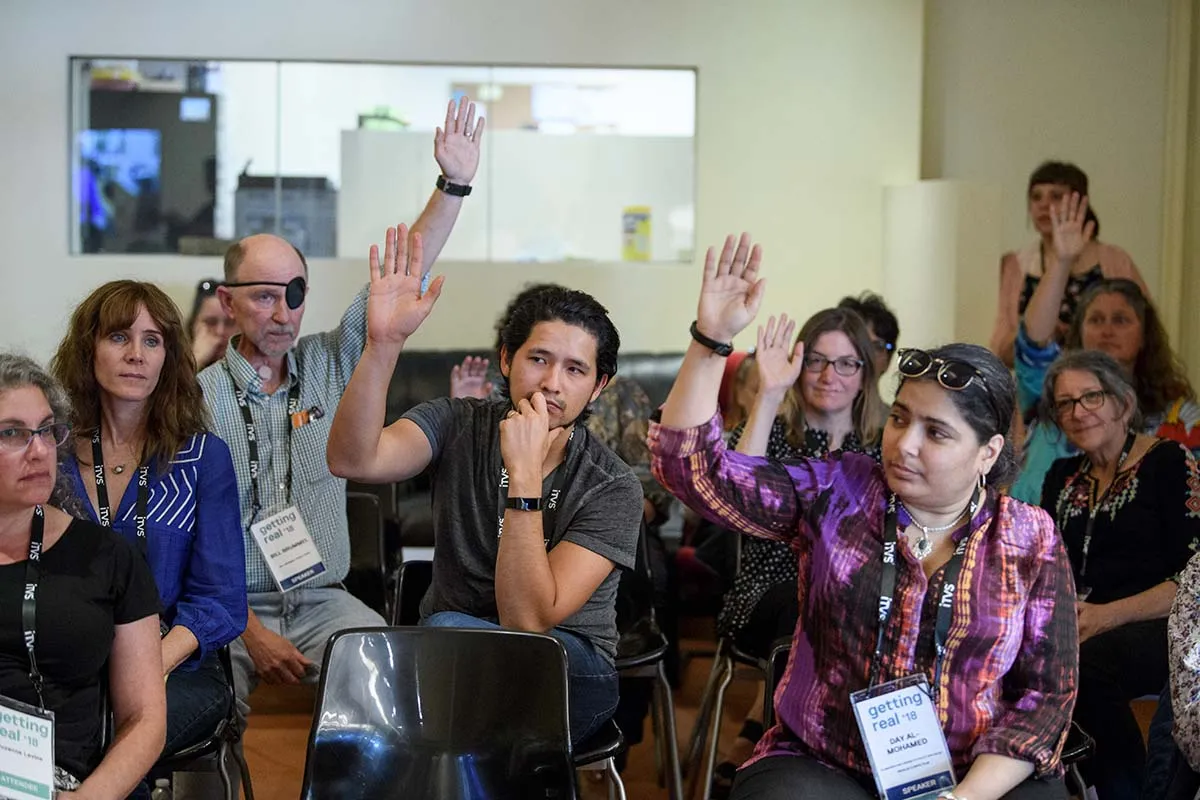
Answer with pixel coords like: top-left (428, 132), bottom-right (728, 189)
top-left (198, 96), bottom-right (485, 717)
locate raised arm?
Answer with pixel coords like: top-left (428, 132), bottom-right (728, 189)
top-left (737, 314), bottom-right (804, 456)
top-left (410, 97), bottom-right (485, 275)
top-left (1024, 193), bottom-right (1093, 346)
top-left (988, 252), bottom-right (1023, 367)
top-left (327, 224), bottom-right (445, 482)
top-left (659, 233), bottom-right (766, 430)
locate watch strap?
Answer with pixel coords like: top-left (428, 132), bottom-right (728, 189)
top-left (505, 496), bottom-right (542, 512)
top-left (689, 321), bottom-right (734, 357)
top-left (436, 175), bottom-right (472, 197)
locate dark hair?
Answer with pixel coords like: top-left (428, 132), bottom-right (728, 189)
top-left (1066, 279), bottom-right (1194, 414)
top-left (223, 237), bottom-right (309, 283)
top-left (495, 284), bottom-right (620, 399)
top-left (780, 308), bottom-right (884, 449)
top-left (49, 280), bottom-right (209, 469)
top-left (1028, 160), bottom-right (1101, 238)
top-left (837, 292), bottom-right (899, 348)
top-left (897, 343), bottom-right (1018, 487)
top-left (1039, 349), bottom-right (1142, 433)
top-left (187, 278), bottom-right (222, 335)
top-left (492, 283), bottom-right (560, 353)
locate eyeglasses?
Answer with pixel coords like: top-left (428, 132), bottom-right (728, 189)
top-left (803, 353), bottom-right (864, 377)
top-left (0, 423), bottom-right (71, 453)
top-left (224, 276), bottom-right (307, 310)
top-left (1053, 390), bottom-right (1107, 418)
top-left (897, 348), bottom-right (987, 391)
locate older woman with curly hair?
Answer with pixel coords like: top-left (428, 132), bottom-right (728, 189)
top-left (50, 280), bottom-right (247, 765)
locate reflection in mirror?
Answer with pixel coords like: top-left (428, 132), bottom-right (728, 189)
top-left (70, 59), bottom-right (696, 263)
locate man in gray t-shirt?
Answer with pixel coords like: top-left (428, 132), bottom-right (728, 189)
top-left (327, 254), bottom-right (641, 743)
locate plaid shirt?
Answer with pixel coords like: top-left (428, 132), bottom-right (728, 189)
top-left (649, 413), bottom-right (1078, 779)
top-left (198, 287), bottom-right (369, 593)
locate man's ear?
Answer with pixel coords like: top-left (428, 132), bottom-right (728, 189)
top-left (216, 286), bottom-right (235, 316)
top-left (590, 374), bottom-right (611, 404)
top-left (499, 346), bottom-right (511, 379)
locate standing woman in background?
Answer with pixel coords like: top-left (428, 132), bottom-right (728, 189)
top-left (188, 278), bottom-right (237, 370)
top-left (50, 280), bottom-right (247, 762)
top-left (989, 161), bottom-right (1146, 368)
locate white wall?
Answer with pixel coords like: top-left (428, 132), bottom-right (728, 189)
top-left (1, 0), bottom-right (923, 360)
top-left (922, 0), bottom-right (1170, 299)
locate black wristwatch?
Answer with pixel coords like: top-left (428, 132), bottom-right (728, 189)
top-left (436, 175), bottom-right (472, 197)
top-left (505, 497), bottom-right (542, 512)
top-left (689, 321), bottom-right (734, 357)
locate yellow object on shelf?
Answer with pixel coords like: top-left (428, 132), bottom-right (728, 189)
top-left (622, 206), bottom-right (651, 261)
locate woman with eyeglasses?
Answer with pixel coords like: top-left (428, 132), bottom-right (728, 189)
top-left (49, 281), bottom-right (247, 775)
top-left (651, 234), bottom-right (1077, 800)
top-left (708, 307), bottom-right (884, 795)
top-left (0, 353), bottom-right (164, 797)
top-left (1008, 194), bottom-right (1200, 505)
top-left (988, 161), bottom-right (1146, 368)
top-left (1036, 349), bottom-right (1200, 799)
top-left (187, 278), bottom-right (237, 370)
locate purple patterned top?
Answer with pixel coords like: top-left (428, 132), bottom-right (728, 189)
top-left (650, 413), bottom-right (1078, 778)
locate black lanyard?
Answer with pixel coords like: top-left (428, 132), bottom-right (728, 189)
top-left (90, 429), bottom-right (150, 557)
top-left (496, 426), bottom-right (578, 549)
top-left (226, 369), bottom-right (301, 526)
top-left (869, 490), bottom-right (981, 705)
top-left (22, 506), bottom-right (47, 710)
top-left (1056, 431), bottom-right (1136, 587)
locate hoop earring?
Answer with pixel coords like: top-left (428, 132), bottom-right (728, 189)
top-left (978, 472), bottom-right (987, 492)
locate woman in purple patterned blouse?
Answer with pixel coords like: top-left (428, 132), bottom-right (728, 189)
top-left (650, 234), bottom-right (1079, 800)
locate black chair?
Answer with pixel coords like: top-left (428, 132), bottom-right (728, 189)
top-left (345, 490), bottom-right (388, 618)
top-left (614, 524), bottom-right (682, 799)
top-left (300, 627), bottom-right (576, 799)
top-left (388, 562), bottom-right (629, 798)
top-left (762, 637), bottom-right (792, 730)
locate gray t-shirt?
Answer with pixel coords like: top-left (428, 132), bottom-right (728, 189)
top-left (403, 397), bottom-right (642, 662)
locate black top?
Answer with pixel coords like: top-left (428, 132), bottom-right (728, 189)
top-left (0, 518), bottom-right (161, 778)
top-left (1041, 439), bottom-right (1200, 604)
top-left (1017, 263), bottom-right (1104, 328)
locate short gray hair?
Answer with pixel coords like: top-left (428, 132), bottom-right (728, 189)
top-left (1039, 349), bottom-right (1142, 432)
top-left (0, 353), bottom-right (86, 517)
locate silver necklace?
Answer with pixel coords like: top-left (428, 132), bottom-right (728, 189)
top-left (899, 500), bottom-right (972, 560)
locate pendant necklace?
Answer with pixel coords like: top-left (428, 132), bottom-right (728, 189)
top-left (899, 495), bottom-right (978, 561)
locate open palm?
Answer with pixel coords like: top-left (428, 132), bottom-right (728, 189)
top-left (367, 224), bottom-right (444, 345)
top-left (1051, 192), bottom-right (1095, 264)
top-left (435, 96), bottom-right (485, 184)
top-left (697, 233), bottom-right (766, 343)
top-left (755, 315), bottom-right (805, 396)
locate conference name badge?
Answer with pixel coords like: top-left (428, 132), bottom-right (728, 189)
top-left (850, 674), bottom-right (956, 800)
top-left (249, 506), bottom-right (327, 592)
top-left (0, 694), bottom-right (54, 800)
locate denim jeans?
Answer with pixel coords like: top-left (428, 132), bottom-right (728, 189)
top-left (230, 586), bottom-right (386, 719)
top-left (165, 653), bottom-right (231, 755)
top-left (422, 611), bottom-right (619, 744)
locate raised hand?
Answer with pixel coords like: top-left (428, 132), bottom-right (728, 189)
top-left (435, 96), bottom-right (485, 184)
top-left (697, 233), bottom-right (765, 344)
top-left (754, 314), bottom-right (805, 398)
top-left (1050, 192), bottom-right (1094, 266)
top-left (366, 224), bottom-right (445, 346)
top-left (450, 356), bottom-right (493, 399)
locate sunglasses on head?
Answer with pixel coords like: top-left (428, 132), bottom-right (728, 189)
top-left (224, 276), bottom-right (307, 310)
top-left (897, 348), bottom-right (987, 392)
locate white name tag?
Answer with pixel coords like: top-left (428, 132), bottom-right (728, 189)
top-left (0, 694), bottom-right (54, 800)
top-left (851, 675), bottom-right (956, 800)
top-left (249, 506), bottom-right (327, 592)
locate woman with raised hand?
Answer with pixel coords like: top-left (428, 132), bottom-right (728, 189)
top-left (651, 234), bottom-right (1077, 799)
top-left (50, 280), bottom-right (247, 766)
top-left (0, 353), bottom-right (164, 798)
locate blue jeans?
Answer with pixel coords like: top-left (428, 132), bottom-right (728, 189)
top-left (165, 653), bottom-right (230, 755)
top-left (231, 586), bottom-right (386, 719)
top-left (422, 611), bottom-right (619, 744)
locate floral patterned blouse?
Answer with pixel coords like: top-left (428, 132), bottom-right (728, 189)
top-left (716, 416), bottom-right (880, 639)
top-left (1170, 553), bottom-right (1200, 771)
top-left (1041, 439), bottom-right (1200, 604)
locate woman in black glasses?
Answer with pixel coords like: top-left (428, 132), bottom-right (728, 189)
top-left (0, 353), bottom-right (163, 798)
top-left (709, 307), bottom-right (884, 794)
top-left (652, 234), bottom-right (1077, 800)
top-left (1038, 349), bottom-right (1200, 799)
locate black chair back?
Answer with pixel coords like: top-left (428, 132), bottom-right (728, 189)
top-left (394, 559), bottom-right (434, 625)
top-left (300, 627), bottom-right (575, 799)
top-left (763, 638), bottom-right (792, 729)
top-left (345, 491), bottom-right (387, 615)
